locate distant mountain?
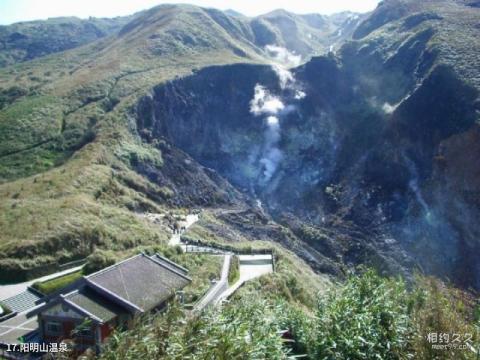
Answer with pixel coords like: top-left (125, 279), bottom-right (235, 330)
top-left (251, 9), bottom-right (360, 56)
top-left (0, 5), bottom-right (362, 69)
top-left (224, 9), bottom-right (245, 18)
top-left (0, 16), bottom-right (132, 67)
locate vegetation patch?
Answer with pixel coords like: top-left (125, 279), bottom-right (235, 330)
top-left (99, 298), bottom-right (296, 360)
top-left (0, 86), bottom-right (29, 109)
top-left (114, 140), bottom-right (163, 168)
top-left (0, 302), bottom-right (12, 317)
top-left (83, 250), bottom-right (117, 275)
top-left (32, 269), bottom-right (83, 295)
top-left (0, 95), bottom-right (63, 157)
top-left (228, 255), bottom-right (239, 285)
top-left (98, 270), bottom-right (480, 360)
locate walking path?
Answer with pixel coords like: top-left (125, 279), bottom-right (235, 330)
top-left (165, 213), bottom-right (274, 310)
top-left (182, 243), bottom-right (231, 254)
top-left (169, 214), bottom-right (199, 246)
top-left (193, 255), bottom-right (231, 312)
top-left (216, 254), bottom-right (273, 304)
top-left (0, 310), bottom-right (39, 344)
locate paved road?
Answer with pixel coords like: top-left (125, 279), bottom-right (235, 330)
top-left (194, 255), bottom-right (231, 312)
top-left (217, 254), bottom-right (273, 304)
top-left (0, 311), bottom-right (38, 344)
top-left (0, 266), bottom-right (83, 302)
top-left (167, 213), bottom-right (274, 310)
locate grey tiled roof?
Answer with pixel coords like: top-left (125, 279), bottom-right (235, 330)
top-left (65, 288), bottom-right (125, 323)
top-left (86, 254), bottom-right (191, 312)
top-left (2, 289), bottom-right (41, 313)
top-left (150, 253), bottom-right (189, 275)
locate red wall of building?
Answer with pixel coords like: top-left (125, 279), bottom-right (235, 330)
top-left (100, 321), bottom-right (115, 342)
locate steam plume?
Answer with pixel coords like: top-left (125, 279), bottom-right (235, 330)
top-left (250, 85), bottom-right (285, 115)
top-left (248, 45), bottom-right (306, 183)
top-left (249, 87), bottom-right (284, 182)
top-left (265, 45), bottom-right (302, 67)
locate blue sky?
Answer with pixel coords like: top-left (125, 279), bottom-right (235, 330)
top-left (0, 0), bottom-right (381, 25)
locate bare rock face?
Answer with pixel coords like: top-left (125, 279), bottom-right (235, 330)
top-left (134, 0), bottom-right (480, 289)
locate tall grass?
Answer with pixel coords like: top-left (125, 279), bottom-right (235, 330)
top-left (98, 270), bottom-right (479, 360)
top-left (228, 255), bottom-right (240, 285)
top-left (100, 299), bottom-right (292, 360)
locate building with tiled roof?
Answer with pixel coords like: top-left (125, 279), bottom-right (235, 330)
top-left (28, 253), bottom-right (191, 352)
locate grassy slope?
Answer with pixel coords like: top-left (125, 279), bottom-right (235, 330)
top-left (0, 5), bottom-right (271, 277)
top-left (347, 0), bottom-right (480, 93)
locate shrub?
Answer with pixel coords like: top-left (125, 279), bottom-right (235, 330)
top-left (409, 276), bottom-right (478, 360)
top-left (95, 269), bottom-right (480, 360)
top-left (101, 299), bottom-right (293, 360)
top-left (313, 269), bottom-right (411, 359)
top-left (83, 250), bottom-right (116, 275)
top-left (101, 97), bottom-right (120, 112)
top-left (228, 255), bottom-right (239, 285)
top-left (0, 86), bottom-right (28, 109)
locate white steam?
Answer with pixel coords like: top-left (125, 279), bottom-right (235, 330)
top-left (260, 121), bottom-right (282, 182)
top-left (262, 116), bottom-right (282, 180)
top-left (295, 90), bottom-right (306, 99)
top-left (265, 45), bottom-right (302, 67)
top-left (272, 64), bottom-right (294, 89)
top-left (249, 86), bottom-right (284, 182)
top-left (402, 152), bottom-right (432, 220)
top-left (382, 102), bottom-right (397, 114)
top-left (249, 86), bottom-right (284, 181)
top-left (250, 85), bottom-right (285, 115)
top-left (249, 46), bottom-right (307, 183)
top-left (266, 115), bottom-right (280, 127)
top-left (265, 45), bottom-right (302, 89)
top-left (260, 148), bottom-right (283, 181)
